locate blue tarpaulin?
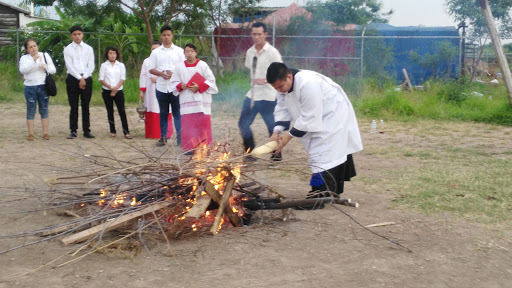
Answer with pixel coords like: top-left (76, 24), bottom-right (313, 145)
top-left (363, 24), bottom-right (461, 85)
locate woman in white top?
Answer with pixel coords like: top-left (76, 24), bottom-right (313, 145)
top-left (98, 46), bottom-right (131, 139)
top-left (19, 38), bottom-right (56, 141)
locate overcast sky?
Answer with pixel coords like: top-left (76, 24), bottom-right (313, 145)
top-left (3, 0), bottom-right (458, 28)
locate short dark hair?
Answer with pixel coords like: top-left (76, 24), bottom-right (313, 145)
top-left (266, 62), bottom-right (291, 84)
top-left (184, 43), bottom-right (197, 52)
top-left (160, 25), bottom-right (173, 34)
top-left (152, 40), bottom-right (161, 46)
top-left (104, 46), bottom-right (120, 61)
top-left (69, 25), bottom-right (83, 34)
top-left (252, 22), bottom-right (267, 32)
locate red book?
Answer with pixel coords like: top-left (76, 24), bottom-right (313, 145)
top-left (187, 72), bottom-right (206, 87)
top-left (187, 72), bottom-right (209, 93)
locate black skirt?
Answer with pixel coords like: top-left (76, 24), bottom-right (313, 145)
top-left (311, 154), bottom-right (356, 194)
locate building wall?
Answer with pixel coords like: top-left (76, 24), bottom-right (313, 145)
top-left (0, 4), bottom-right (20, 46)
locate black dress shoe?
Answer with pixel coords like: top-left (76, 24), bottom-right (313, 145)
top-left (83, 132), bottom-right (95, 138)
top-left (156, 138), bottom-right (166, 147)
top-left (66, 132), bottom-right (77, 139)
top-left (270, 151), bottom-right (282, 162)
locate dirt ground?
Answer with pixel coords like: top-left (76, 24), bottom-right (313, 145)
top-left (0, 102), bottom-right (511, 288)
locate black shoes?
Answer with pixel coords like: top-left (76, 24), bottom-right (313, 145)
top-left (270, 151), bottom-right (282, 162)
top-left (67, 132), bottom-right (95, 139)
top-left (156, 138), bottom-right (167, 147)
top-left (244, 155), bottom-right (258, 162)
top-left (66, 132), bottom-right (77, 139)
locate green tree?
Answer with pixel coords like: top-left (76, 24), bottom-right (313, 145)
top-left (20, 6), bottom-right (95, 73)
top-left (446, 0), bottom-right (512, 37)
top-left (303, 0), bottom-right (394, 80)
top-left (410, 41), bottom-right (459, 79)
top-left (446, 0), bottom-right (512, 82)
top-left (307, 0), bottom-right (393, 26)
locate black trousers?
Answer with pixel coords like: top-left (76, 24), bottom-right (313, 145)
top-left (66, 75), bottom-right (93, 133)
top-left (102, 89), bottom-right (130, 135)
top-left (311, 154), bottom-right (356, 195)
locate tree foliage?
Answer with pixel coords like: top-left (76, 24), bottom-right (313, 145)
top-left (410, 41), bottom-right (459, 79)
top-left (307, 0), bottom-right (393, 26)
top-left (446, 0), bottom-right (512, 37)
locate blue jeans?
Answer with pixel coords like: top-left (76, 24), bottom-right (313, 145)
top-left (238, 97), bottom-right (276, 152)
top-left (24, 85), bottom-right (49, 120)
top-left (156, 90), bottom-right (181, 143)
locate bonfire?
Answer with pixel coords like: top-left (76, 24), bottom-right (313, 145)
top-left (0, 141), bottom-right (359, 263)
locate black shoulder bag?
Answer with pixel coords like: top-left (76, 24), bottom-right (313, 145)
top-left (43, 53), bottom-right (57, 96)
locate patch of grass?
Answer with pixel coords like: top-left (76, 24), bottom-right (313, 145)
top-left (391, 157), bottom-right (512, 224)
top-left (355, 78), bottom-right (512, 126)
top-left (213, 70), bottom-right (249, 113)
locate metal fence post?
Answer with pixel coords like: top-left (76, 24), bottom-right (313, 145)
top-left (458, 35), bottom-right (463, 77)
top-left (272, 15), bottom-right (276, 46)
top-left (360, 27), bottom-right (366, 80)
top-left (16, 29), bottom-right (20, 72)
top-left (98, 31), bottom-right (101, 70)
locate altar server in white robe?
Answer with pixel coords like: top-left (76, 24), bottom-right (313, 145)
top-left (139, 41), bottom-right (173, 139)
top-left (266, 62), bottom-right (363, 197)
top-left (170, 43), bottom-right (218, 152)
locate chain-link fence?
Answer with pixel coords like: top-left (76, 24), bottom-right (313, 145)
top-left (3, 27), bottom-right (499, 88)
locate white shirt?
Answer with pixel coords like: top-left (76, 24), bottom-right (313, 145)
top-left (63, 41), bottom-right (95, 80)
top-left (170, 60), bottom-right (218, 115)
top-left (245, 42), bottom-right (282, 101)
top-left (19, 52), bottom-right (56, 86)
top-left (98, 60), bottom-right (126, 90)
top-left (274, 70), bottom-right (363, 173)
top-left (148, 44), bottom-right (185, 93)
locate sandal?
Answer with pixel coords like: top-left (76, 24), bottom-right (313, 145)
top-left (42, 134), bottom-right (50, 140)
top-left (110, 133), bottom-right (116, 138)
top-left (124, 134), bottom-right (133, 139)
top-left (27, 134), bottom-right (35, 141)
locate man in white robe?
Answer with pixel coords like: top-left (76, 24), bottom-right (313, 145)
top-left (267, 62), bottom-right (363, 198)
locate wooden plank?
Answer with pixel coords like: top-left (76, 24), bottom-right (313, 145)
top-left (204, 180), bottom-right (240, 227)
top-left (183, 194), bottom-right (211, 220)
top-left (402, 68), bottom-right (413, 91)
top-left (61, 201), bottom-right (172, 245)
top-left (210, 178), bottom-right (235, 235)
top-left (365, 222), bottom-right (396, 228)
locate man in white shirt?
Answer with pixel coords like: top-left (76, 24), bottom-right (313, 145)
top-left (238, 22), bottom-right (283, 159)
top-left (267, 62), bottom-right (363, 201)
top-left (63, 25), bottom-right (95, 139)
top-left (148, 25), bottom-right (185, 147)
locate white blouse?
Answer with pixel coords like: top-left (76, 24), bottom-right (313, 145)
top-left (19, 52), bottom-right (56, 86)
top-left (98, 60), bottom-right (126, 90)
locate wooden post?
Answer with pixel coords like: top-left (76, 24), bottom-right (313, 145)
top-left (479, 0), bottom-right (512, 105)
top-left (402, 69), bottom-right (413, 91)
top-left (204, 180), bottom-right (240, 227)
top-left (210, 178), bottom-right (235, 235)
